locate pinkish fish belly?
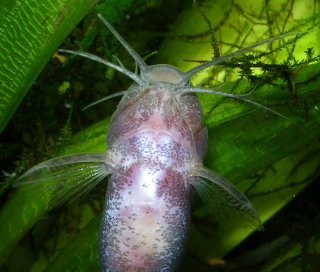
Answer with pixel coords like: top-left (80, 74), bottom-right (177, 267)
top-left (100, 132), bottom-right (191, 271)
top-left (99, 88), bottom-right (206, 271)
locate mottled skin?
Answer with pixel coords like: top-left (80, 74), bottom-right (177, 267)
top-left (100, 77), bottom-right (207, 271)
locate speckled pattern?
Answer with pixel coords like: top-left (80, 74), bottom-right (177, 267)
top-left (99, 86), bottom-right (207, 271)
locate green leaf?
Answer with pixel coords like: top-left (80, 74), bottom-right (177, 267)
top-left (43, 216), bottom-right (101, 272)
top-left (0, 0), bottom-right (99, 133)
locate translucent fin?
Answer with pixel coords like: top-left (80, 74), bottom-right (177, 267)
top-left (14, 153), bottom-right (112, 209)
top-left (58, 49), bottom-right (144, 85)
top-left (190, 168), bottom-right (263, 230)
top-left (97, 13), bottom-right (147, 72)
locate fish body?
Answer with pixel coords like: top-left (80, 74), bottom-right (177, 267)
top-left (14, 14), bottom-right (273, 272)
top-left (100, 83), bottom-right (207, 271)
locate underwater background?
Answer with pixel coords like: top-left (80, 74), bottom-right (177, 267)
top-left (0, 0), bottom-right (320, 271)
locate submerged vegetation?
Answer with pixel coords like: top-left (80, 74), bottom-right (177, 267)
top-left (0, 0), bottom-right (319, 271)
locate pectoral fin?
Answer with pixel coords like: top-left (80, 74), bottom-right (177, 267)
top-left (14, 153), bottom-right (112, 209)
top-left (190, 167), bottom-right (263, 230)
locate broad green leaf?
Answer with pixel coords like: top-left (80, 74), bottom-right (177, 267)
top-left (0, 0), bottom-right (99, 133)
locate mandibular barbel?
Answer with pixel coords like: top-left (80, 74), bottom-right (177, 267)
top-left (15, 13), bottom-right (301, 272)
